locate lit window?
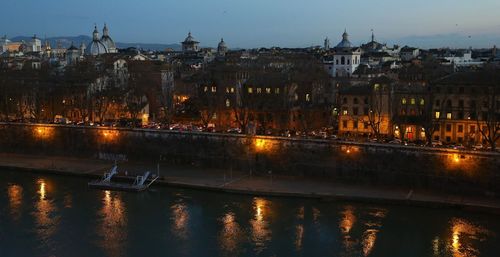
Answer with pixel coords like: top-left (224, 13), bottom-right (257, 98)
top-left (248, 87), bottom-right (253, 94)
top-left (230, 87), bottom-right (235, 93)
top-left (342, 109), bottom-right (348, 115)
top-left (435, 111), bottom-right (440, 119)
top-left (402, 98), bottom-right (407, 104)
top-left (306, 94), bottom-right (311, 102)
top-left (211, 86), bottom-right (217, 93)
top-left (446, 112), bottom-right (452, 119)
top-left (420, 98), bottom-right (425, 105)
top-left (225, 87), bottom-right (230, 93)
top-left (204, 86), bottom-right (208, 92)
top-left (410, 98), bottom-right (416, 105)
top-left (266, 88), bottom-right (271, 94)
top-left (257, 88), bottom-right (262, 94)
top-left (275, 88), bottom-right (280, 94)
top-left (225, 99), bottom-right (230, 107)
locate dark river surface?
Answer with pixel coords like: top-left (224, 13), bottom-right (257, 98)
top-left (0, 170), bottom-right (498, 257)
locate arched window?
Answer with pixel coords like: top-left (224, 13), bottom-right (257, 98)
top-left (401, 98), bottom-right (407, 104)
top-left (336, 59), bottom-right (339, 65)
top-left (353, 98), bottom-right (358, 104)
top-left (341, 56), bottom-right (345, 65)
top-left (343, 97), bottom-right (347, 104)
top-left (347, 59), bottom-right (350, 65)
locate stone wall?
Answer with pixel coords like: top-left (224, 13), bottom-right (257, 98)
top-left (1, 123), bottom-right (499, 196)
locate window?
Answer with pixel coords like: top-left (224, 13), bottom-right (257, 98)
top-left (435, 111), bottom-right (440, 119)
top-left (363, 107), bottom-right (369, 115)
top-left (353, 107), bottom-right (359, 115)
top-left (401, 98), bottom-right (407, 104)
top-left (353, 98), bottom-right (358, 104)
top-left (364, 98), bottom-right (368, 104)
top-left (248, 87), bottom-right (253, 94)
top-left (342, 120), bottom-right (347, 128)
top-left (446, 100), bottom-right (452, 108)
top-left (336, 59), bottom-right (339, 65)
top-left (226, 87), bottom-right (230, 93)
top-left (446, 136), bottom-right (451, 142)
top-left (305, 94), bottom-right (311, 102)
top-left (275, 88), bottom-right (280, 94)
top-left (265, 88), bottom-right (271, 94)
top-left (420, 99), bottom-right (425, 105)
top-left (211, 86), bottom-right (217, 93)
top-left (458, 125), bottom-right (463, 133)
top-left (230, 87), bottom-right (235, 93)
top-left (353, 121), bottom-right (358, 129)
top-left (364, 122), bottom-right (369, 129)
top-left (342, 107), bottom-right (348, 115)
top-left (458, 137), bottom-right (463, 143)
top-left (435, 99), bottom-right (440, 107)
top-left (341, 56), bottom-right (345, 65)
top-left (458, 111), bottom-right (464, 119)
top-left (458, 100), bottom-right (464, 108)
top-left (225, 99), bottom-right (230, 107)
top-left (204, 86), bottom-right (208, 92)
top-left (470, 125), bottom-right (476, 133)
top-left (446, 112), bottom-right (452, 119)
top-left (257, 88), bottom-right (262, 94)
top-left (446, 124), bottom-right (452, 132)
top-left (343, 97), bottom-right (347, 104)
top-left (410, 98), bottom-right (416, 105)
top-left (347, 59), bottom-right (350, 65)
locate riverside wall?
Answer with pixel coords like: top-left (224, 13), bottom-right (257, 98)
top-left (0, 123), bottom-right (499, 196)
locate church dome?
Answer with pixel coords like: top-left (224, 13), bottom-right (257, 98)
top-left (218, 38), bottom-right (227, 49)
top-left (183, 32), bottom-right (199, 43)
top-left (336, 29), bottom-right (352, 49)
top-left (86, 26), bottom-right (108, 56)
top-left (101, 24), bottom-right (116, 51)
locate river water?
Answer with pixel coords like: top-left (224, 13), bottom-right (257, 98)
top-left (0, 170), bottom-right (498, 257)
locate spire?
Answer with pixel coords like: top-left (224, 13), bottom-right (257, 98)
top-left (371, 29), bottom-right (375, 42)
top-left (93, 25), bottom-right (99, 40)
top-left (103, 23), bottom-right (109, 37)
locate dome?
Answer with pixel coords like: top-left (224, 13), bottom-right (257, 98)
top-left (183, 32), bottom-right (199, 43)
top-left (218, 38), bottom-right (227, 49)
top-left (67, 43), bottom-right (78, 51)
top-left (86, 26), bottom-right (108, 56)
top-left (101, 24), bottom-right (117, 52)
top-left (336, 29), bottom-right (352, 49)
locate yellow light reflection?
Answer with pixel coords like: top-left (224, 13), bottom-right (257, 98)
top-left (101, 129), bottom-right (120, 142)
top-left (362, 229), bottom-right (378, 256)
top-left (171, 201), bottom-right (189, 239)
top-left (449, 218), bottom-right (488, 257)
top-left (219, 212), bottom-right (243, 255)
top-left (295, 206), bottom-right (305, 251)
top-left (34, 179), bottom-right (58, 242)
top-left (8, 184), bottom-right (23, 221)
top-left (99, 190), bottom-right (127, 257)
top-left (33, 126), bottom-right (54, 139)
top-left (339, 205), bottom-right (357, 253)
top-left (254, 138), bottom-right (273, 153)
top-left (251, 198), bottom-right (271, 251)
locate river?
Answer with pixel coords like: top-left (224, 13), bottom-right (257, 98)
top-left (0, 170), bottom-right (498, 257)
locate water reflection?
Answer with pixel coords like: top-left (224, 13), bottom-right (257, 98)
top-left (448, 218), bottom-right (489, 257)
top-left (295, 206), bottom-right (305, 251)
top-left (99, 190), bottom-right (126, 257)
top-left (33, 179), bottom-right (58, 244)
top-left (250, 197), bottom-right (271, 252)
top-left (362, 209), bottom-right (386, 256)
top-left (219, 212), bottom-right (243, 256)
top-left (7, 184), bottom-right (23, 221)
top-left (339, 206), bottom-right (387, 257)
top-left (171, 201), bottom-right (189, 239)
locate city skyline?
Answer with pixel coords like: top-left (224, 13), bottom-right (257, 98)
top-left (1, 0), bottom-right (500, 49)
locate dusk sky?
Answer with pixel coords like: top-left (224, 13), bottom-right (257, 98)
top-left (2, 0), bottom-right (500, 49)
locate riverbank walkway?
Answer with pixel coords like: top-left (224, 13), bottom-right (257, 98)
top-left (0, 153), bottom-right (498, 213)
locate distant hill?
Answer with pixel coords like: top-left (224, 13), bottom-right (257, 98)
top-left (10, 35), bottom-right (181, 51)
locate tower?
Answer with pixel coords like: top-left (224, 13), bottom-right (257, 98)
top-left (324, 37), bottom-right (330, 51)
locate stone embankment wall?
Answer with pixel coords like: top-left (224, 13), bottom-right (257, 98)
top-left (1, 123), bottom-right (499, 196)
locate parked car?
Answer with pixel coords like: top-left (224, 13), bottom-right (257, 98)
top-left (431, 140), bottom-right (443, 147)
top-left (388, 139), bottom-right (402, 144)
